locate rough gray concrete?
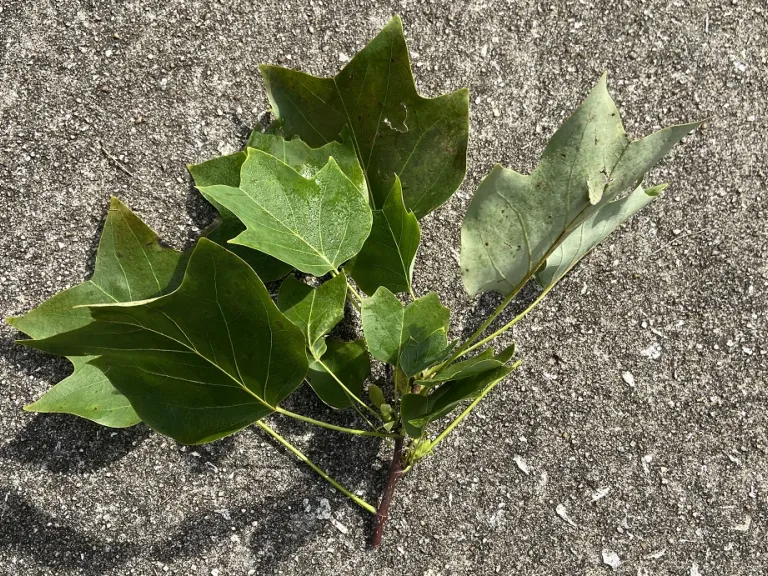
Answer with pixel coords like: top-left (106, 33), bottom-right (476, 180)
top-left (1, 0), bottom-right (766, 574)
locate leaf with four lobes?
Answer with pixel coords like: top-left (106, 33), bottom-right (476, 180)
top-left (277, 273), bottom-right (347, 359)
top-left (189, 151), bottom-right (291, 282)
top-left (536, 183), bottom-right (666, 288)
top-left (20, 239), bottom-right (309, 445)
top-left (308, 339), bottom-right (371, 409)
top-left (346, 175), bottom-right (421, 296)
top-left (461, 74), bottom-right (701, 297)
top-left (188, 132), bottom-right (367, 281)
top-left (197, 149), bottom-right (372, 277)
top-left (401, 365), bottom-right (513, 438)
top-left (260, 15), bottom-right (469, 219)
top-left (6, 197), bottom-right (187, 427)
top-left (361, 287), bottom-right (450, 377)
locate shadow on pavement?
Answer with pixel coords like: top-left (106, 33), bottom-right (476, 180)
top-left (0, 413), bottom-right (150, 474)
top-left (0, 489), bottom-right (141, 573)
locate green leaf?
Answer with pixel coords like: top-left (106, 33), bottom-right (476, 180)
top-left (260, 16), bottom-right (469, 218)
top-left (188, 150), bottom-right (292, 282)
top-left (247, 129), bottom-right (368, 199)
top-left (417, 343), bottom-right (516, 387)
top-left (7, 197), bottom-right (187, 427)
top-left (361, 287), bottom-right (450, 377)
top-left (189, 133), bottom-right (366, 281)
top-left (346, 176), bottom-right (421, 296)
top-left (424, 350), bottom-right (498, 383)
top-left (23, 357), bottom-right (138, 426)
top-left (188, 132), bottom-right (367, 281)
top-left (277, 274), bottom-right (347, 358)
top-left (460, 74), bottom-right (701, 297)
top-left (401, 366), bottom-right (512, 438)
top-left (495, 342), bottom-right (517, 364)
top-left (368, 384), bottom-right (386, 408)
top-left (198, 150), bottom-right (372, 276)
top-left (20, 239), bottom-right (308, 444)
top-left (536, 184), bottom-right (666, 288)
top-left (307, 339), bottom-right (371, 409)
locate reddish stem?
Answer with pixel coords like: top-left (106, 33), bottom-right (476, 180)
top-left (370, 437), bottom-right (404, 548)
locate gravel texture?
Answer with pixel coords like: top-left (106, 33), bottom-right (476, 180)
top-left (1, 0), bottom-right (767, 574)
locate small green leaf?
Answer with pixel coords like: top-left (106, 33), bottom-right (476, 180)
top-left (361, 287), bottom-right (450, 376)
top-left (188, 131), bottom-right (368, 281)
top-left (199, 150), bottom-right (372, 276)
top-left (536, 184), bottom-right (666, 288)
top-left (7, 197), bottom-right (187, 427)
top-left (260, 16), bottom-right (469, 218)
top-left (21, 239), bottom-right (308, 444)
top-left (461, 74), bottom-right (700, 297)
top-left (400, 332), bottom-right (453, 378)
top-left (417, 344), bottom-right (516, 388)
top-left (424, 350), bottom-right (499, 383)
top-left (495, 342), bottom-right (517, 364)
top-left (401, 366), bottom-right (512, 438)
top-left (247, 129), bottom-right (368, 199)
top-left (368, 384), bottom-right (386, 408)
top-left (346, 176), bottom-right (421, 296)
top-left (188, 150), bottom-right (292, 282)
top-left (307, 339), bottom-right (371, 409)
top-left (277, 274), bottom-right (347, 358)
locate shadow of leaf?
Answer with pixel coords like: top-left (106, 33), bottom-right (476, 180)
top-left (0, 488), bottom-right (140, 573)
top-left (0, 413), bottom-right (150, 474)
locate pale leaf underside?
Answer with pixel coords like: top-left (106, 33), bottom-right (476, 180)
top-left (461, 74), bottom-right (700, 297)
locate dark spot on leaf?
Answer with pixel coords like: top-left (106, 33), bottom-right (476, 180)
top-left (275, 320), bottom-right (284, 329)
top-left (485, 242), bottom-right (489, 247)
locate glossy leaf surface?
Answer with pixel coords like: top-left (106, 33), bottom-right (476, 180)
top-left (199, 150), bottom-right (372, 276)
top-left (7, 198), bottom-right (187, 427)
top-left (22, 239), bottom-right (308, 444)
